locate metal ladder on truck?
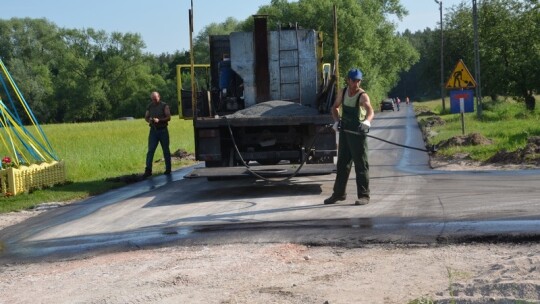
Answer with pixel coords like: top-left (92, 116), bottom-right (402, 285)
top-left (278, 23), bottom-right (302, 104)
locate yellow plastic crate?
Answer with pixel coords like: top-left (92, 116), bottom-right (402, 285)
top-left (0, 161), bottom-right (66, 196)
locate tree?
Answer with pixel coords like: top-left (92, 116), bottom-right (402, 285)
top-left (0, 18), bottom-right (176, 123)
top-left (0, 0), bottom-right (427, 122)
top-left (0, 18), bottom-right (62, 123)
top-left (192, 17), bottom-right (244, 64)
top-left (252, 0), bottom-right (419, 103)
top-left (394, 0), bottom-right (539, 109)
top-left (479, 0), bottom-right (539, 110)
top-left (53, 28), bottom-right (160, 121)
top-left (391, 29), bottom-right (440, 100)
top-left (183, 0), bottom-right (418, 103)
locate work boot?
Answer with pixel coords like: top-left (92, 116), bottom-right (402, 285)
top-left (354, 197), bottom-right (370, 205)
top-left (324, 194), bottom-right (346, 205)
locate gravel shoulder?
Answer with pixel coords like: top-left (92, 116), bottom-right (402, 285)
top-left (0, 236), bottom-right (538, 303)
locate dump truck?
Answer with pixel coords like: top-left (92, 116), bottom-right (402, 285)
top-left (178, 15), bottom-right (338, 179)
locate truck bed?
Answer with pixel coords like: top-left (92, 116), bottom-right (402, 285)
top-left (195, 114), bottom-right (334, 127)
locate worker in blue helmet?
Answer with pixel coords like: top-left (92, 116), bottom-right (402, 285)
top-left (325, 68), bottom-right (374, 206)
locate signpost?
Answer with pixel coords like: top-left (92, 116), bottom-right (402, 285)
top-left (450, 90), bottom-right (474, 134)
top-left (446, 59), bottom-right (477, 90)
top-left (446, 60), bottom-right (477, 135)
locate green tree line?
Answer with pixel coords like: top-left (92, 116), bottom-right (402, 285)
top-left (392, 0), bottom-right (539, 111)
top-left (0, 0), bottom-right (419, 124)
top-left (0, 18), bottom-right (191, 123)
top-left (2, 0), bottom-right (535, 124)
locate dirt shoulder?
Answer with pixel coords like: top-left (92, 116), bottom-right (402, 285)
top-left (1, 195), bottom-right (539, 303)
top-left (430, 155), bottom-right (540, 171)
top-left (0, 238), bottom-right (538, 303)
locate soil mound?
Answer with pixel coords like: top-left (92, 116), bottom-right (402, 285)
top-left (437, 132), bottom-right (493, 149)
top-left (415, 109), bottom-right (438, 116)
top-left (172, 149), bottom-right (195, 160)
top-left (422, 116), bottom-right (445, 127)
top-left (486, 136), bottom-right (540, 165)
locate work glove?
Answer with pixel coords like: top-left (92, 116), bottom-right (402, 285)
top-left (332, 121), bottom-right (339, 132)
top-left (359, 120), bottom-right (371, 132)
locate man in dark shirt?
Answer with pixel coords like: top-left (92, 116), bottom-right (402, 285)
top-left (143, 91), bottom-right (172, 177)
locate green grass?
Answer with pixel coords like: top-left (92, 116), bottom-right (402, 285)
top-left (416, 97), bottom-right (540, 161)
top-left (0, 118), bottom-right (196, 213)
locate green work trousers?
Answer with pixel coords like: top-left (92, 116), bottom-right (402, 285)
top-left (332, 131), bottom-right (370, 198)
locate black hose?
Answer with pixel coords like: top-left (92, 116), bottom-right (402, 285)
top-left (367, 133), bottom-right (436, 153)
top-left (224, 117), bottom-right (324, 183)
top-left (341, 128), bottom-right (437, 153)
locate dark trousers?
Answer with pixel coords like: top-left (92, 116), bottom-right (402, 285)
top-left (333, 131), bottom-right (370, 198)
top-left (145, 127), bottom-right (171, 173)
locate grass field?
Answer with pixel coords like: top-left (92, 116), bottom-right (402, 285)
top-left (0, 118), bottom-right (196, 213)
top-left (415, 96), bottom-right (540, 160)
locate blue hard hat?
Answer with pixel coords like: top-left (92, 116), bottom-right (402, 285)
top-left (348, 68), bottom-right (363, 80)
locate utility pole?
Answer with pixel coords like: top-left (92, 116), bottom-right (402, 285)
top-left (189, 0), bottom-right (196, 119)
top-left (434, 0), bottom-right (446, 113)
top-left (472, 0), bottom-right (483, 117)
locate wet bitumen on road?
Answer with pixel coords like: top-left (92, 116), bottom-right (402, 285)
top-left (1, 106), bottom-right (539, 262)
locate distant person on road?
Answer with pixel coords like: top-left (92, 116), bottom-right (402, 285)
top-left (143, 91), bottom-right (172, 178)
top-left (396, 97), bottom-right (401, 111)
top-left (325, 68), bottom-right (375, 206)
top-left (406, 96), bottom-right (410, 105)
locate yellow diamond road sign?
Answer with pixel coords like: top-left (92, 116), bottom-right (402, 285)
top-left (446, 59), bottom-right (477, 89)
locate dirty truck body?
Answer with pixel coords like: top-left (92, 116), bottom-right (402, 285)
top-left (180, 17), bottom-right (336, 176)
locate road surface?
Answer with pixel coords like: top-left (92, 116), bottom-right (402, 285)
top-left (1, 105), bottom-right (539, 262)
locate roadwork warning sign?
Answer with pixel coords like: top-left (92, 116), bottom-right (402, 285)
top-left (446, 59), bottom-right (477, 89)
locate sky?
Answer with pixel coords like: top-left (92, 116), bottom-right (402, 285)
top-left (3, 0), bottom-right (465, 55)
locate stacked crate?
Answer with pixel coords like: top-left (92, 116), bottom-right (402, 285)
top-left (0, 161), bottom-right (66, 195)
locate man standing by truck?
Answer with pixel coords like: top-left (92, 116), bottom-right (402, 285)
top-left (325, 69), bottom-right (375, 205)
top-left (143, 91), bottom-right (171, 178)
